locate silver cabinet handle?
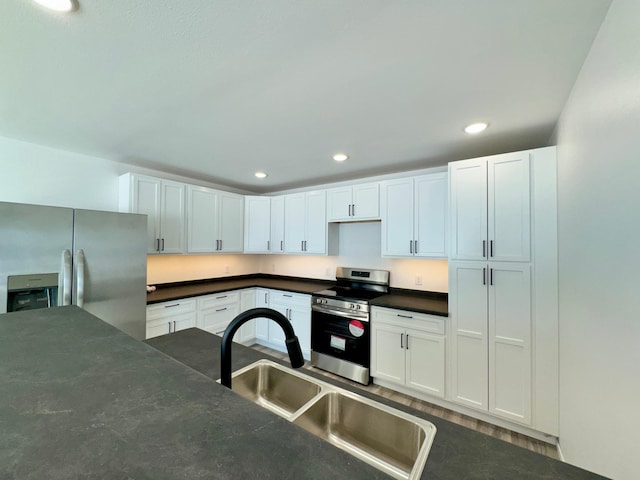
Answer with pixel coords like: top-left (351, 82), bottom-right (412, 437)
top-left (397, 314), bottom-right (413, 319)
top-left (264, 292), bottom-right (268, 303)
top-left (406, 334), bottom-right (409, 350)
top-left (352, 204), bottom-right (355, 217)
top-left (220, 239), bottom-right (223, 250)
top-left (414, 240), bottom-right (418, 254)
top-left (490, 240), bottom-right (494, 257)
top-left (483, 267), bottom-right (487, 285)
top-left (267, 240), bottom-right (270, 250)
top-left (301, 240), bottom-right (304, 252)
top-left (304, 240), bottom-right (307, 251)
top-left (348, 204), bottom-right (351, 217)
top-left (283, 294), bottom-right (293, 298)
top-left (216, 295), bottom-right (227, 299)
top-left (280, 240), bottom-right (283, 251)
top-left (490, 268), bottom-right (494, 286)
top-left (400, 333), bottom-right (404, 349)
top-left (482, 240), bottom-right (486, 258)
top-left (409, 240), bottom-right (413, 254)
top-left (61, 249), bottom-right (72, 306)
top-left (168, 322), bottom-right (172, 333)
top-left (173, 320), bottom-right (176, 331)
top-left (155, 238), bottom-right (160, 252)
top-left (75, 249), bottom-right (85, 308)
top-left (161, 238), bottom-right (165, 251)
top-left (164, 303), bottom-right (180, 308)
top-left (216, 307), bottom-right (227, 312)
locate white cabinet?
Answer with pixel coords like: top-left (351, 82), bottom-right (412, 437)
top-left (327, 183), bottom-right (380, 222)
top-left (187, 186), bottom-right (244, 253)
top-left (449, 261), bottom-right (532, 424)
top-left (196, 291), bottom-right (240, 337)
top-left (381, 172), bottom-right (448, 258)
top-left (236, 289), bottom-right (257, 345)
top-left (244, 196), bottom-right (271, 253)
top-left (284, 191), bottom-right (328, 255)
top-left (251, 289), bottom-right (311, 360)
top-left (371, 307), bottom-right (446, 399)
top-left (119, 173), bottom-right (186, 254)
top-left (449, 151), bottom-right (530, 262)
top-left (270, 196), bottom-right (285, 253)
top-left (146, 299), bottom-right (196, 339)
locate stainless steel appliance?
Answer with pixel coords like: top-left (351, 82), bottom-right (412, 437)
top-left (0, 201), bottom-right (147, 340)
top-left (311, 267), bottom-right (390, 385)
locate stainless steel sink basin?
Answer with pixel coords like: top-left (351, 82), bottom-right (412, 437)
top-left (230, 360), bottom-right (322, 418)
top-left (228, 360), bottom-right (436, 480)
top-left (292, 391), bottom-right (434, 480)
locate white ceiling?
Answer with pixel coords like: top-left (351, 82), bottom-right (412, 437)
top-left (1, 0), bottom-right (611, 193)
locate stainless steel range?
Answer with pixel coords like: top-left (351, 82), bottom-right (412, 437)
top-left (311, 267), bottom-right (390, 385)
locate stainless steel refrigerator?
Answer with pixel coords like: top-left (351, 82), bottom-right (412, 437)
top-left (0, 201), bottom-right (147, 340)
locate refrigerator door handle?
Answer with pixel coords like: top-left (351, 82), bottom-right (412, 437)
top-left (76, 249), bottom-right (86, 308)
top-left (61, 249), bottom-right (72, 306)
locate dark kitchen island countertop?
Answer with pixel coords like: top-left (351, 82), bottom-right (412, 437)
top-left (1, 306), bottom-right (604, 479)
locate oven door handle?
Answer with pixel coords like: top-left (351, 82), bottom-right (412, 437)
top-left (311, 305), bottom-right (369, 321)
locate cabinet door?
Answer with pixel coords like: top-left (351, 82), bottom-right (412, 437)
top-left (488, 263), bottom-right (531, 424)
top-left (371, 322), bottom-right (405, 384)
top-left (173, 312), bottom-right (197, 332)
top-left (414, 173), bottom-right (447, 258)
top-left (449, 261), bottom-right (488, 410)
top-left (130, 175), bottom-right (161, 253)
top-left (146, 319), bottom-right (172, 339)
top-left (254, 288), bottom-right (270, 341)
top-left (237, 289), bottom-right (256, 344)
top-left (381, 178), bottom-right (414, 257)
top-left (488, 153), bottom-right (530, 262)
top-left (244, 196), bottom-right (271, 253)
top-left (449, 159), bottom-right (487, 260)
top-left (267, 301), bottom-right (289, 348)
top-left (159, 181), bottom-right (186, 254)
top-left (198, 303), bottom-right (240, 335)
top-left (288, 305), bottom-right (311, 359)
top-left (270, 196), bottom-right (285, 253)
top-left (405, 328), bottom-right (445, 398)
top-left (326, 187), bottom-right (352, 222)
top-left (284, 193), bottom-right (305, 253)
top-left (304, 191), bottom-right (327, 254)
top-left (187, 186), bottom-right (218, 253)
top-left (219, 192), bottom-right (244, 253)
top-left (352, 183), bottom-right (380, 220)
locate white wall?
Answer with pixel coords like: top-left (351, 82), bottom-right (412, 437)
top-left (260, 222), bottom-right (448, 292)
top-left (555, 1), bottom-right (640, 479)
top-left (147, 254), bottom-right (261, 285)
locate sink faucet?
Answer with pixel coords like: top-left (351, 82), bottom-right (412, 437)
top-left (220, 307), bottom-right (304, 388)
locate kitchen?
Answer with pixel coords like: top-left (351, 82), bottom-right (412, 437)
top-left (1, 1), bottom-right (639, 479)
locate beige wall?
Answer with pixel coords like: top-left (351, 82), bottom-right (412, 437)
top-left (556, 1), bottom-right (639, 478)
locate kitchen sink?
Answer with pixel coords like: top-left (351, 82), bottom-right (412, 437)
top-left (230, 360), bottom-right (322, 418)
top-left (228, 360), bottom-right (436, 480)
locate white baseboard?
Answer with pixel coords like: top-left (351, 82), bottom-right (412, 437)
top-left (556, 441), bottom-right (565, 462)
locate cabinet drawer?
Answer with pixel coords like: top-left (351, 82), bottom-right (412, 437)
top-left (146, 311), bottom-right (196, 339)
top-left (197, 291), bottom-right (240, 310)
top-left (372, 307), bottom-right (445, 335)
top-left (147, 299), bottom-right (196, 320)
top-left (269, 290), bottom-right (310, 308)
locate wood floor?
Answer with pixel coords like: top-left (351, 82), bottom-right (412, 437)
top-left (251, 344), bottom-right (559, 460)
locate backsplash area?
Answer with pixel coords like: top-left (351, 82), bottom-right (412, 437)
top-left (147, 223), bottom-right (448, 292)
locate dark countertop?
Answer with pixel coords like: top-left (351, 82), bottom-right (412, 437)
top-left (0, 307), bottom-right (604, 480)
top-left (146, 274), bottom-right (334, 304)
top-left (146, 328), bottom-right (605, 480)
top-left (0, 306), bottom-right (388, 480)
top-left (147, 274), bottom-right (450, 316)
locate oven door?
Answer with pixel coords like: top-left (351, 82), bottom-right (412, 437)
top-left (311, 307), bottom-right (370, 368)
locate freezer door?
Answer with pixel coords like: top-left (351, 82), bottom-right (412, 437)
top-left (73, 209), bottom-right (147, 340)
top-left (0, 202), bottom-right (74, 314)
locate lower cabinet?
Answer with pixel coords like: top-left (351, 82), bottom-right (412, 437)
top-left (197, 291), bottom-right (240, 338)
top-left (371, 306), bottom-right (446, 399)
top-left (253, 290), bottom-right (311, 361)
top-left (146, 299), bottom-right (197, 339)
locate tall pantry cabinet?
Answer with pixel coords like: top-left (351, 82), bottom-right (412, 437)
top-left (448, 147), bottom-right (558, 435)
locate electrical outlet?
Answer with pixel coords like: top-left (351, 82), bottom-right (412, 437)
top-left (224, 266), bottom-right (230, 274)
top-left (415, 276), bottom-right (423, 286)
top-left (271, 263), bottom-right (276, 272)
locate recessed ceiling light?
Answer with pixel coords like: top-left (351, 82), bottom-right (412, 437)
top-left (254, 172), bottom-right (268, 179)
top-left (333, 153), bottom-right (348, 162)
top-left (33, 0), bottom-right (78, 12)
top-left (464, 122), bottom-right (489, 134)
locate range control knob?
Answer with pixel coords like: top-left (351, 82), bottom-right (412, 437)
top-left (349, 303), bottom-right (356, 309)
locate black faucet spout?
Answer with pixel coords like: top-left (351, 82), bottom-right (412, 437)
top-left (220, 307), bottom-right (304, 388)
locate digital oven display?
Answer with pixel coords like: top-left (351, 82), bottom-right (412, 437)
top-left (351, 271), bottom-right (370, 278)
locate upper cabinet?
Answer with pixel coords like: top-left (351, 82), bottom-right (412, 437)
top-left (380, 172), bottom-right (448, 258)
top-left (449, 152), bottom-right (530, 262)
top-left (284, 191), bottom-right (328, 255)
top-left (187, 186), bottom-right (244, 253)
top-left (270, 195), bottom-right (286, 254)
top-left (327, 183), bottom-right (380, 222)
top-left (244, 196), bottom-right (271, 253)
top-left (119, 173), bottom-right (186, 254)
